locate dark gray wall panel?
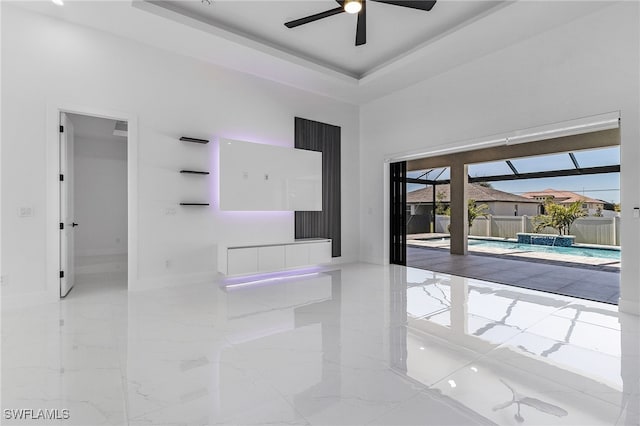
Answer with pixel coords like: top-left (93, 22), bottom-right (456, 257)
top-left (294, 117), bottom-right (341, 257)
top-left (390, 161), bottom-right (407, 265)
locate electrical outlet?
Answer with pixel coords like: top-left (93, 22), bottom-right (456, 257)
top-left (165, 260), bottom-right (171, 269)
top-left (18, 207), bottom-right (33, 217)
top-left (163, 207), bottom-right (177, 216)
top-left (0, 275), bottom-right (7, 287)
top-left (243, 171), bottom-right (248, 179)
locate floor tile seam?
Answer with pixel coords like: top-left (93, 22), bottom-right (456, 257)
top-left (559, 280), bottom-right (620, 298)
top-left (559, 287), bottom-right (621, 297)
top-left (428, 347), bottom-right (629, 412)
top-left (361, 391), bottom-right (436, 426)
top-left (481, 277), bottom-right (615, 305)
top-left (113, 331), bottom-right (132, 426)
top-left (473, 302), bottom-right (571, 358)
top-left (423, 351), bottom-right (490, 390)
top-left (408, 246), bottom-right (621, 273)
top-left (407, 267), bottom-right (609, 306)
top-left (482, 315), bottom-right (627, 380)
top-left (548, 313), bottom-right (622, 332)
top-left (224, 349), bottom-right (423, 423)
top-left (213, 344), bottom-right (316, 425)
top-left (124, 383), bottom-right (196, 423)
top-left (518, 386), bottom-right (628, 410)
top-left (343, 370), bottom-right (428, 426)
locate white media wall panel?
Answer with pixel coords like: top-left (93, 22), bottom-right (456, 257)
top-left (219, 139), bottom-right (322, 211)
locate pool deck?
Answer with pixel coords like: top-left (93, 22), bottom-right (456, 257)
top-left (407, 245), bottom-right (620, 304)
top-left (408, 234), bottom-right (621, 271)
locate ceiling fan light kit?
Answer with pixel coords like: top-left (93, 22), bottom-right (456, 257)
top-left (344, 0), bottom-right (363, 14)
top-left (284, 0), bottom-right (437, 46)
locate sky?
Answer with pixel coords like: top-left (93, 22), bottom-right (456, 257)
top-left (407, 146), bottom-right (621, 204)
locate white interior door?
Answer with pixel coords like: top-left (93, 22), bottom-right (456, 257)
top-left (60, 112), bottom-right (76, 297)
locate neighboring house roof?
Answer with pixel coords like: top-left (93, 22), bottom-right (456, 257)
top-left (407, 183), bottom-right (540, 204)
top-left (521, 189), bottom-right (603, 205)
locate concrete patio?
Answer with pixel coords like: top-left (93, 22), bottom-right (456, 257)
top-left (407, 245), bottom-right (620, 304)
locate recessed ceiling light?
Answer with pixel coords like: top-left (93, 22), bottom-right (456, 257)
top-left (51, 0), bottom-right (64, 5)
top-left (344, 0), bottom-right (362, 14)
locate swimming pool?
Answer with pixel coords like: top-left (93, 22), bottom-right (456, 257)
top-left (466, 238), bottom-right (621, 260)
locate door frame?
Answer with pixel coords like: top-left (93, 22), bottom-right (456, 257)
top-left (46, 103), bottom-right (138, 299)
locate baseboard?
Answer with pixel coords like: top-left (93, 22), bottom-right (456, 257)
top-left (618, 298), bottom-right (640, 316)
top-left (131, 271), bottom-right (218, 291)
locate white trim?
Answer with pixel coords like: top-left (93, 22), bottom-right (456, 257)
top-left (46, 103), bottom-right (138, 299)
top-left (506, 111), bottom-right (620, 146)
top-left (388, 138), bottom-right (506, 163)
top-left (386, 111), bottom-right (621, 163)
top-left (618, 298), bottom-right (640, 316)
top-left (382, 161), bottom-right (390, 266)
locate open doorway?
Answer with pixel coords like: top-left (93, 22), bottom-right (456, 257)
top-left (59, 113), bottom-right (128, 297)
top-left (393, 124), bottom-right (621, 304)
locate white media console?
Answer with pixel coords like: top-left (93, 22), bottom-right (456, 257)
top-left (218, 238), bottom-right (332, 276)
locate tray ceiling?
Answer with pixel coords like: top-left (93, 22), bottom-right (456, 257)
top-left (151, 0), bottom-right (503, 78)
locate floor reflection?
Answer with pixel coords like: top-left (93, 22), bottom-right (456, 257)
top-left (1, 263), bottom-right (638, 425)
top-left (392, 266), bottom-right (640, 426)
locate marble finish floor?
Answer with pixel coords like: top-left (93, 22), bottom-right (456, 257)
top-left (1, 263), bottom-right (638, 425)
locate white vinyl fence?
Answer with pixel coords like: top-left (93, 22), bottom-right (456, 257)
top-left (434, 215), bottom-right (620, 246)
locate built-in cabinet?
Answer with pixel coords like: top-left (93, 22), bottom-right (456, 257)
top-left (218, 239), bottom-right (331, 276)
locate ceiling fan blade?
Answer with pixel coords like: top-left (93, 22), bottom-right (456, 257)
top-left (371, 0), bottom-right (436, 11)
top-left (285, 7), bottom-right (345, 28)
top-left (355, 1), bottom-right (366, 46)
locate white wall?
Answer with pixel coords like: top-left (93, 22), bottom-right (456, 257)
top-left (73, 132), bottom-right (128, 257)
top-left (360, 2), bottom-right (639, 313)
top-left (1, 5), bottom-right (360, 300)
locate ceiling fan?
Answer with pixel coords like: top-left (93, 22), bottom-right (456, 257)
top-left (284, 0), bottom-right (437, 46)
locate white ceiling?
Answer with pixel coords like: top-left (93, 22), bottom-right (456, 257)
top-left (68, 114), bottom-right (126, 142)
top-left (11, 1), bottom-right (614, 104)
top-left (154, 0), bottom-right (503, 78)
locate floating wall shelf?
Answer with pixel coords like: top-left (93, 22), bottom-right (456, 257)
top-left (180, 136), bottom-right (209, 144)
top-left (180, 170), bottom-right (210, 175)
top-left (179, 203), bottom-right (210, 206)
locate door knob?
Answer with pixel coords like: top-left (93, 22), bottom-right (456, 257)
top-left (71, 222), bottom-right (79, 227)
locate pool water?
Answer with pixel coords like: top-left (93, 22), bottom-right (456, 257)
top-left (466, 238), bottom-right (621, 260)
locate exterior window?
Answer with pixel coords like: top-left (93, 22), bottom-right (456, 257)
top-left (514, 204), bottom-right (518, 216)
top-left (582, 203), bottom-right (588, 209)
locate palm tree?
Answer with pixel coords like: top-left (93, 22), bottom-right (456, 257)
top-left (467, 199), bottom-right (489, 230)
top-left (534, 201), bottom-right (586, 235)
top-left (446, 199), bottom-right (489, 232)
